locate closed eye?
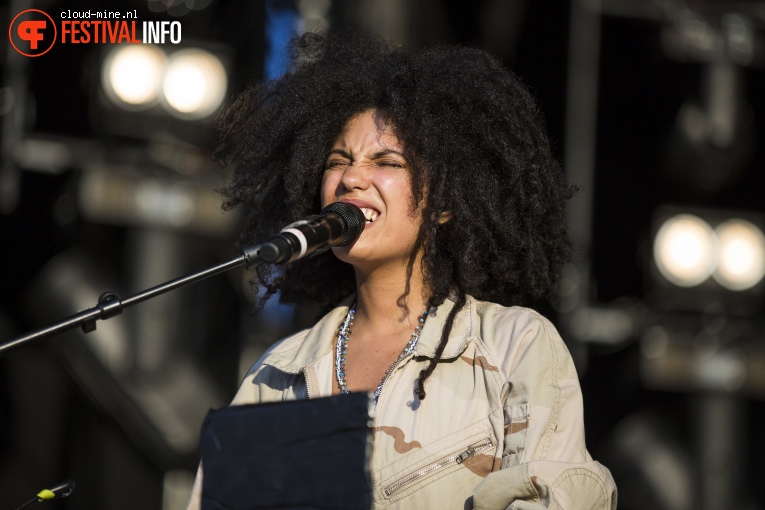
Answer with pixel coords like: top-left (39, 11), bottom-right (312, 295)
top-left (374, 159), bottom-right (406, 168)
top-left (324, 159), bottom-right (350, 170)
top-left (369, 150), bottom-right (406, 169)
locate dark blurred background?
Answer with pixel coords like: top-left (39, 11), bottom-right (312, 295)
top-left (1, 0), bottom-right (764, 508)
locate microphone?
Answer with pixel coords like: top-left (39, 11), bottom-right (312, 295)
top-left (257, 202), bottom-right (366, 264)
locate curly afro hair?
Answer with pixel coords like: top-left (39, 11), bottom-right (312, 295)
top-left (216, 31), bottom-right (575, 398)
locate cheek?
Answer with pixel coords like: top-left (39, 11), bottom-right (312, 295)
top-left (376, 173), bottom-right (417, 216)
top-left (320, 172), bottom-right (337, 207)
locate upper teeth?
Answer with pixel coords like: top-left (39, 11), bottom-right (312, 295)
top-left (361, 208), bottom-right (378, 223)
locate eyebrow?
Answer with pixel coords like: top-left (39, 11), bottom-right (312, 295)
top-left (327, 149), bottom-right (351, 159)
top-left (325, 149), bottom-right (405, 160)
top-left (369, 150), bottom-right (405, 159)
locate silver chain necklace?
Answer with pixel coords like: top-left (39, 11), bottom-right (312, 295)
top-left (335, 304), bottom-right (429, 402)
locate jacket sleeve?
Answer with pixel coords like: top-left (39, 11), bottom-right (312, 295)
top-left (472, 310), bottom-right (617, 510)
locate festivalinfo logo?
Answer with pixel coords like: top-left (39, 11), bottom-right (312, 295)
top-left (9, 8), bottom-right (182, 57)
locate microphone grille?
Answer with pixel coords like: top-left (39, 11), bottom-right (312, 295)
top-left (321, 202), bottom-right (366, 246)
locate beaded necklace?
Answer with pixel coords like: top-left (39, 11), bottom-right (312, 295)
top-left (335, 303), bottom-right (429, 403)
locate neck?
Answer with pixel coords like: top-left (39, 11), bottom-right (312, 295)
top-left (352, 259), bottom-right (429, 333)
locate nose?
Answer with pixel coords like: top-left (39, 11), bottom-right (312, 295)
top-left (339, 161), bottom-right (371, 192)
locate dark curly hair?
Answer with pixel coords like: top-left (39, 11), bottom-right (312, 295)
top-left (216, 31), bottom-right (574, 399)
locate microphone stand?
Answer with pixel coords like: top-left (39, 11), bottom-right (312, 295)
top-left (0, 244), bottom-right (264, 356)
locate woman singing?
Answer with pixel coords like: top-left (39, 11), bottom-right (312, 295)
top-left (188, 31), bottom-right (616, 509)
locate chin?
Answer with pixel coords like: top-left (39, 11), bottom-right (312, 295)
top-left (331, 243), bottom-right (377, 267)
top-left (330, 244), bottom-right (358, 263)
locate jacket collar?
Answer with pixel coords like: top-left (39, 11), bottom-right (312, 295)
top-left (415, 295), bottom-right (476, 359)
top-left (263, 294), bottom-right (477, 374)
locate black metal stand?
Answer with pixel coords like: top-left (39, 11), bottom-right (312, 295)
top-left (0, 244), bottom-right (263, 356)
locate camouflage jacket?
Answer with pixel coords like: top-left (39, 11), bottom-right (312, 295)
top-left (188, 295), bottom-right (617, 509)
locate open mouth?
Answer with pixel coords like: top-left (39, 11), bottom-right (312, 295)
top-left (360, 207), bottom-right (379, 223)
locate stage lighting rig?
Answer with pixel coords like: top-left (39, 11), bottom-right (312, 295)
top-left (649, 206), bottom-right (765, 315)
top-left (641, 207), bottom-right (765, 396)
top-left (653, 214), bottom-right (765, 293)
top-left (92, 42), bottom-right (230, 145)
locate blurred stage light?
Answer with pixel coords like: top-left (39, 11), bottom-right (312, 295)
top-left (94, 44), bottom-right (230, 144)
top-left (162, 49), bottom-right (228, 118)
top-left (650, 207), bottom-right (765, 317)
top-left (653, 214), bottom-right (717, 287)
top-left (102, 45), bottom-right (166, 108)
top-left (714, 219), bottom-right (765, 291)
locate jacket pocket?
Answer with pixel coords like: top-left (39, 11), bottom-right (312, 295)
top-left (383, 437), bottom-right (495, 498)
top-left (501, 403), bottom-right (529, 468)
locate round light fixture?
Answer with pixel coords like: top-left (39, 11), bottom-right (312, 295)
top-left (102, 45), bottom-right (166, 108)
top-left (654, 214), bottom-right (717, 287)
top-left (713, 219), bottom-right (765, 290)
top-left (162, 49), bottom-right (227, 118)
